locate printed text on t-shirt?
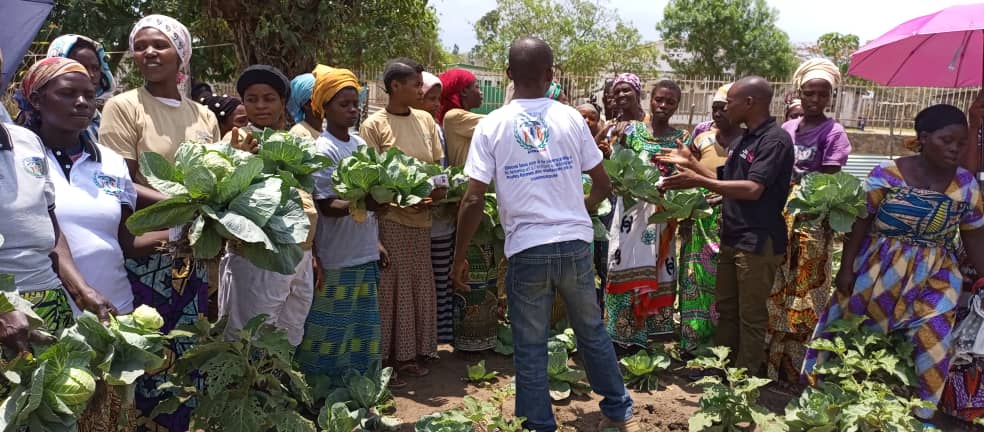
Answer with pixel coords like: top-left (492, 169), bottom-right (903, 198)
top-left (503, 155), bottom-right (575, 181)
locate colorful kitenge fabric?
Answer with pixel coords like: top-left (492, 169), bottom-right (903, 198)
top-left (767, 187), bottom-right (835, 382)
top-left (803, 161), bottom-right (984, 419)
top-left (605, 122), bottom-right (687, 346)
top-left (295, 261), bottom-right (381, 378)
top-left (21, 286), bottom-right (74, 332)
top-left (678, 203), bottom-right (721, 353)
top-left (126, 253), bottom-right (207, 432)
top-left (940, 357), bottom-right (984, 422)
top-left (377, 219), bottom-right (437, 363)
top-left (431, 233), bottom-right (455, 344)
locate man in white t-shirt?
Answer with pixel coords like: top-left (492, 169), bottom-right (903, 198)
top-left (451, 37), bottom-right (636, 432)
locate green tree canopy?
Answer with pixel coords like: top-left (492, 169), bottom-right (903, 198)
top-left (470, 0), bottom-right (659, 78)
top-left (206, 0), bottom-right (446, 77)
top-left (816, 32), bottom-right (861, 75)
top-left (656, 0), bottom-right (797, 79)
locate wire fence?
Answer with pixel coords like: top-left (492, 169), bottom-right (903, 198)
top-left (5, 66), bottom-right (981, 133)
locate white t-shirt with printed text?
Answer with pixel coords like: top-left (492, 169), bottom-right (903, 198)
top-left (465, 98), bottom-right (603, 258)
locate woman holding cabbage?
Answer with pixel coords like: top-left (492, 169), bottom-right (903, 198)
top-left (220, 64), bottom-right (318, 347)
top-left (98, 15), bottom-right (219, 432)
top-left (766, 59), bottom-right (852, 383)
top-left (295, 65), bottom-right (389, 381)
top-left (599, 74), bottom-right (687, 347)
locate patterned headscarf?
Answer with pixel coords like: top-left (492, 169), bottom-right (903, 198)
top-left (311, 65), bottom-right (361, 118)
top-left (16, 57), bottom-right (90, 129)
top-left (47, 34), bottom-right (115, 99)
top-left (613, 73), bottom-right (642, 96)
top-left (793, 58), bottom-right (841, 89)
top-left (287, 73), bottom-right (315, 123)
top-left (438, 68), bottom-right (477, 124)
top-left (545, 81), bottom-right (563, 100)
top-left (129, 15), bottom-right (192, 83)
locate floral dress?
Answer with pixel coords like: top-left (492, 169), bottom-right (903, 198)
top-left (605, 121), bottom-right (687, 346)
top-left (803, 160), bottom-right (984, 418)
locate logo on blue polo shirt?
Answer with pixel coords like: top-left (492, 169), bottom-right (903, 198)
top-left (93, 172), bottom-right (122, 198)
top-left (21, 157), bottom-right (45, 178)
top-left (513, 112), bottom-right (550, 153)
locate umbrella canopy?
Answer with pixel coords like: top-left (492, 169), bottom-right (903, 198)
top-left (849, 3), bottom-right (984, 87)
top-left (0, 0), bottom-right (54, 91)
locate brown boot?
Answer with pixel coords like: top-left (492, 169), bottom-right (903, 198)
top-left (598, 416), bottom-right (641, 432)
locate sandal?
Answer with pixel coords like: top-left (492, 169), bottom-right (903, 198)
top-left (388, 374), bottom-right (408, 389)
top-left (397, 363), bottom-right (430, 377)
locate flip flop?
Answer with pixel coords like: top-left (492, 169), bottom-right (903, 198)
top-left (388, 374), bottom-right (408, 389)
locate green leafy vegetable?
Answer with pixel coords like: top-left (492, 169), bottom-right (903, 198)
top-left (602, 148), bottom-right (663, 207)
top-left (620, 349), bottom-right (671, 391)
top-left (494, 322), bottom-right (514, 356)
top-left (546, 345), bottom-right (589, 401)
top-left (465, 360), bottom-right (498, 384)
top-left (0, 307), bottom-right (167, 432)
top-left (786, 172), bottom-right (866, 233)
top-left (687, 346), bottom-right (788, 432)
top-left (317, 402), bottom-right (367, 432)
top-left (153, 315), bottom-right (315, 432)
top-left (255, 128), bottom-right (333, 193)
top-left (648, 188), bottom-right (712, 224)
top-left (332, 146), bottom-right (435, 223)
top-left (129, 143), bottom-right (312, 274)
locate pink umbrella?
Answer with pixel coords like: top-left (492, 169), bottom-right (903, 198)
top-left (849, 3), bottom-right (984, 87)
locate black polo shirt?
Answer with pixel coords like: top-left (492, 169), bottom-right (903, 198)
top-left (717, 118), bottom-right (794, 255)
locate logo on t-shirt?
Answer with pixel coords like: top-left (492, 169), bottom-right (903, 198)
top-left (739, 149), bottom-right (755, 163)
top-left (93, 172), bottom-right (123, 198)
top-left (513, 112), bottom-right (550, 153)
top-left (21, 157), bottom-right (45, 178)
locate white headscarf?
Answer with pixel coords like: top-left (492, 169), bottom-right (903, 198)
top-left (422, 71), bottom-right (442, 94)
top-left (128, 15), bottom-right (192, 83)
top-left (793, 58), bottom-right (841, 89)
top-left (713, 83), bottom-right (733, 103)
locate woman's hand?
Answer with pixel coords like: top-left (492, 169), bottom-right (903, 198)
top-left (365, 196), bottom-right (389, 213)
top-left (834, 268), bottom-right (855, 297)
top-left (429, 187), bottom-right (448, 203)
top-left (654, 145), bottom-right (696, 170)
top-left (74, 287), bottom-right (118, 322)
top-left (230, 127), bottom-right (259, 154)
top-left (378, 243), bottom-right (390, 270)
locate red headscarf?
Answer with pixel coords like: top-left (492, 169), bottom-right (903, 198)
top-left (437, 68), bottom-right (476, 124)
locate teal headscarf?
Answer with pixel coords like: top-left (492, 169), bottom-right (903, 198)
top-left (46, 34), bottom-right (115, 99)
top-left (288, 73), bottom-right (315, 123)
top-left (545, 81), bottom-right (563, 100)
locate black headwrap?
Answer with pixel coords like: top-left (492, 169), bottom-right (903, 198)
top-left (236, 65), bottom-right (290, 100)
top-left (201, 95), bottom-right (242, 123)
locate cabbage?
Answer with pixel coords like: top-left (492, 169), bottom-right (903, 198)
top-left (332, 146), bottom-right (435, 223)
top-left (603, 148), bottom-right (664, 206)
top-left (45, 367), bottom-right (96, 411)
top-left (128, 140), bottom-right (315, 275)
top-left (786, 172), bottom-right (866, 233)
top-left (131, 305), bottom-right (164, 332)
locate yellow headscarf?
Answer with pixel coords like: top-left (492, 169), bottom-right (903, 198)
top-left (793, 58), bottom-right (841, 89)
top-left (311, 64), bottom-right (361, 118)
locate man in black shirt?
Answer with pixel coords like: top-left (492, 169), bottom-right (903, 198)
top-left (657, 76), bottom-right (794, 374)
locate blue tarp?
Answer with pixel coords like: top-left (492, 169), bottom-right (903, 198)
top-left (0, 0), bottom-right (55, 90)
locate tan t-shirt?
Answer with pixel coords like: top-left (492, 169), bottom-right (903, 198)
top-left (359, 108), bottom-right (443, 228)
top-left (443, 108), bottom-right (485, 167)
top-left (289, 121), bottom-right (321, 142)
top-left (692, 130), bottom-right (729, 176)
top-left (100, 88), bottom-right (221, 186)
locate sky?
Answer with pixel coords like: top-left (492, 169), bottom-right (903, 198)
top-left (431, 0), bottom-right (984, 51)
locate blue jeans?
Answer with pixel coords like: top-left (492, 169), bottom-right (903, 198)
top-left (507, 240), bottom-right (633, 432)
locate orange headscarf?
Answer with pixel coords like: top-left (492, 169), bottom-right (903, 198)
top-left (21, 57), bottom-right (89, 98)
top-left (311, 64), bottom-right (361, 118)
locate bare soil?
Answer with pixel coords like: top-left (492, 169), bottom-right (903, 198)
top-left (387, 345), bottom-right (982, 431)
